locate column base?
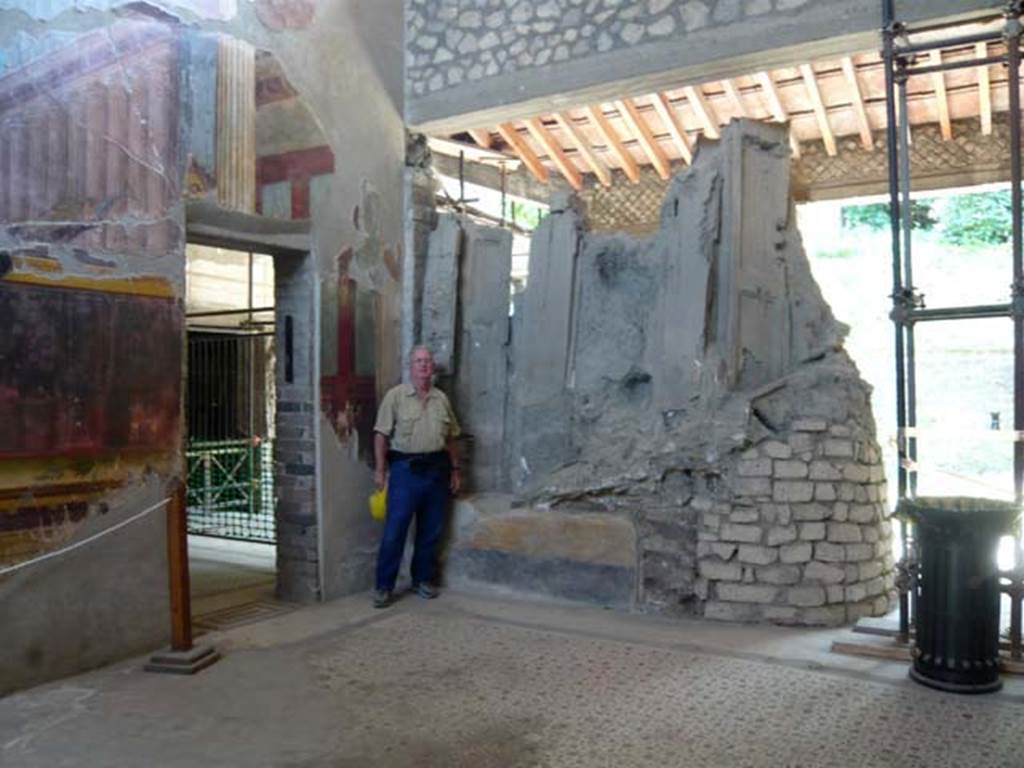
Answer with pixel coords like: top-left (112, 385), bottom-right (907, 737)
top-left (145, 645), bottom-right (220, 675)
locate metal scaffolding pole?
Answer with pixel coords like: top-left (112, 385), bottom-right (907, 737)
top-left (882, 0), bottom-right (911, 643)
top-left (882, 0), bottom-right (1024, 655)
top-left (1006, 1), bottom-right (1024, 663)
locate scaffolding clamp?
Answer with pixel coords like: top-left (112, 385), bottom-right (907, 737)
top-left (1012, 278), bottom-right (1024, 317)
top-left (1005, 1), bottom-right (1024, 27)
top-left (889, 288), bottom-right (925, 325)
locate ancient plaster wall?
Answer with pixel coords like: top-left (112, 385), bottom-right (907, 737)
top-left (405, 0), bottom-right (994, 130)
top-left (0, 16), bottom-right (186, 694)
top-left (0, 0), bottom-right (405, 692)
top-left (448, 120), bottom-right (895, 624)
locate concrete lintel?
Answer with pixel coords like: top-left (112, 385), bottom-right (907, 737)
top-left (186, 200), bottom-right (311, 255)
top-left (408, 2), bottom-right (995, 134)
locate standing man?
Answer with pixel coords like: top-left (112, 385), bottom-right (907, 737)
top-left (372, 345), bottom-right (462, 607)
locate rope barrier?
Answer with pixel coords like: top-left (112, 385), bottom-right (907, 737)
top-left (0, 497), bottom-right (170, 578)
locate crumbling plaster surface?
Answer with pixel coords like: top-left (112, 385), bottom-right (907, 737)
top-left (447, 121), bottom-right (894, 625)
top-left (405, 0), bottom-right (996, 131)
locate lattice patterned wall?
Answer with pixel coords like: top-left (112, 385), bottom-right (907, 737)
top-left (579, 117), bottom-right (1013, 234)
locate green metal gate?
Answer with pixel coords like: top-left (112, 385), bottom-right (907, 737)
top-left (185, 324), bottom-right (276, 542)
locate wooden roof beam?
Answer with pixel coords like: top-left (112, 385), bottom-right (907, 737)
top-left (755, 71), bottom-right (788, 123)
top-left (584, 105), bottom-right (640, 184)
top-left (840, 56), bottom-right (874, 151)
top-left (468, 129), bottom-right (493, 149)
top-left (495, 122), bottom-right (549, 184)
top-left (930, 50), bottom-right (953, 141)
top-left (524, 117), bottom-right (583, 190)
top-left (721, 79), bottom-right (749, 119)
top-left (649, 92), bottom-right (692, 164)
top-left (614, 98), bottom-right (671, 180)
top-left (799, 63), bottom-right (837, 156)
top-left (553, 113), bottom-right (612, 187)
top-left (684, 85), bottom-right (720, 139)
top-left (977, 42), bottom-right (993, 136)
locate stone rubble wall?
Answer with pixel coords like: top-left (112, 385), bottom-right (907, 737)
top-left (404, 0), bottom-right (800, 99)
top-left (697, 364), bottom-right (897, 625)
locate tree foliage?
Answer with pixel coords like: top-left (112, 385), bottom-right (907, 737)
top-left (841, 200), bottom-right (937, 232)
top-left (939, 190), bottom-right (1012, 247)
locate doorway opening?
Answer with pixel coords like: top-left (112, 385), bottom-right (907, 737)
top-left (184, 243), bottom-right (277, 622)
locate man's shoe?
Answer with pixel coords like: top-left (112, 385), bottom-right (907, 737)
top-left (373, 589), bottom-right (392, 608)
top-left (414, 583), bottom-right (438, 600)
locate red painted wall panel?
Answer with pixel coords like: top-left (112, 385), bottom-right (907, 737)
top-left (0, 282), bottom-right (181, 458)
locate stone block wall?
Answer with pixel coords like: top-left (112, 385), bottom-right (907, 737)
top-left (697, 372), bottom-right (896, 625)
top-left (405, 0), bottom-right (989, 128)
top-left (406, 0), bottom-right (766, 98)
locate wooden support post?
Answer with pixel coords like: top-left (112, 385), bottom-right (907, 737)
top-left (168, 480), bottom-right (192, 651)
top-left (614, 98), bottom-right (671, 180)
top-left (650, 93), bottom-right (693, 164)
top-left (684, 85), bottom-right (720, 139)
top-left (841, 56), bottom-right (874, 150)
top-left (977, 42), bottom-right (993, 136)
top-left (146, 480), bottom-right (220, 675)
top-left (584, 105), bottom-right (640, 183)
top-left (930, 50), bottom-right (953, 141)
top-left (800, 63), bottom-right (837, 156)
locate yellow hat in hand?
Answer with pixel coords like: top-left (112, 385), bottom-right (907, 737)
top-left (368, 488), bottom-right (387, 521)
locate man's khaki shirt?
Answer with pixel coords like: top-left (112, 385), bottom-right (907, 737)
top-left (373, 383), bottom-right (461, 454)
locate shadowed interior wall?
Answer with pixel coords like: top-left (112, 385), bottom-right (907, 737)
top-left (0, 18), bottom-right (185, 694)
top-left (0, 0), bottom-right (406, 692)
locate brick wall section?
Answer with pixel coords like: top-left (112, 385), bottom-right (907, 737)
top-left (405, 0), bottom-right (808, 99)
top-left (696, 368), bottom-right (897, 626)
top-left (274, 251), bottom-right (320, 602)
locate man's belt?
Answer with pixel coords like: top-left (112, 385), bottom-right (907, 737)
top-left (387, 450), bottom-right (449, 474)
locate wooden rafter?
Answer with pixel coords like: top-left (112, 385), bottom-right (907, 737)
top-left (584, 105), bottom-right (640, 184)
top-left (977, 42), bottom-right (993, 136)
top-left (467, 129), bottom-right (492, 149)
top-left (930, 50), bottom-right (953, 141)
top-left (553, 113), bottom-right (612, 187)
top-left (684, 85), bottom-right (720, 139)
top-left (524, 117), bottom-right (582, 190)
top-left (799, 63), bottom-right (837, 156)
top-left (721, 79), bottom-right (749, 119)
top-left (755, 71), bottom-right (788, 123)
top-left (496, 122), bottom-right (549, 184)
top-left (840, 57), bottom-right (873, 151)
top-left (649, 92), bottom-right (692, 164)
top-left (614, 98), bottom-right (671, 180)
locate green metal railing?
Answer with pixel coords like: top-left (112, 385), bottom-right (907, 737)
top-left (185, 438), bottom-right (275, 542)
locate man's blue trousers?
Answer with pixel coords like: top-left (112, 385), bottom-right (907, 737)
top-left (374, 458), bottom-right (449, 592)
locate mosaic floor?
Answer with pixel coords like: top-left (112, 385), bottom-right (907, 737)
top-left (2, 592), bottom-right (1022, 767)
